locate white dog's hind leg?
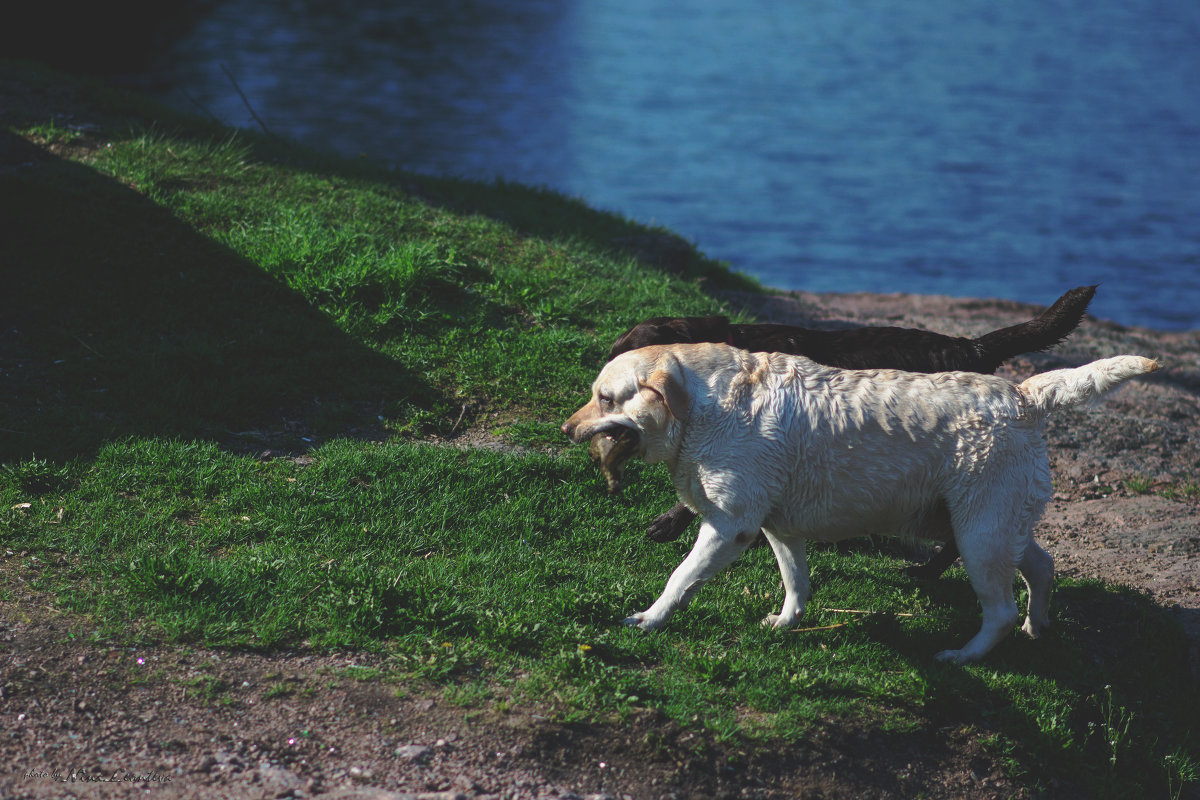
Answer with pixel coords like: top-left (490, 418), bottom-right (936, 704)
top-left (1018, 540), bottom-right (1053, 639)
top-left (936, 509), bottom-right (1024, 663)
top-left (625, 520), bottom-right (755, 631)
top-left (936, 557), bottom-right (1021, 663)
top-left (760, 531), bottom-right (810, 629)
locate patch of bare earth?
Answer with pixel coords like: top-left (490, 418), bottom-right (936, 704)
top-left (0, 590), bottom-right (1027, 800)
top-left (4, 289), bottom-right (1198, 800)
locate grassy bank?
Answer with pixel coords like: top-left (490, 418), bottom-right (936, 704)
top-left (1, 61), bottom-right (1196, 798)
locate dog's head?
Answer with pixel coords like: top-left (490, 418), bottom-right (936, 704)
top-left (563, 346), bottom-right (691, 466)
top-left (607, 316), bottom-right (731, 362)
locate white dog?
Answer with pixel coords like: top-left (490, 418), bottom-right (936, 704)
top-left (562, 343), bottom-right (1159, 662)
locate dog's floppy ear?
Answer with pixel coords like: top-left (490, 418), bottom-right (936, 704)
top-left (638, 355), bottom-right (690, 421)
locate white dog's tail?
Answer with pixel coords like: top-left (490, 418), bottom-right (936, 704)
top-left (1019, 356), bottom-right (1160, 416)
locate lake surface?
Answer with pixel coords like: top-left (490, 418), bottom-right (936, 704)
top-left (149, 0), bottom-right (1200, 330)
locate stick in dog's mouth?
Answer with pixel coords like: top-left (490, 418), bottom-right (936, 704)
top-left (588, 427), bottom-right (641, 494)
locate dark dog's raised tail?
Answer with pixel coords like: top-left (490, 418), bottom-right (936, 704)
top-left (972, 285), bottom-right (1096, 372)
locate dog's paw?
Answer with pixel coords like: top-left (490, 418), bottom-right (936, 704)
top-left (760, 612), bottom-right (800, 630)
top-left (934, 648), bottom-right (979, 664)
top-left (623, 613), bottom-right (661, 631)
top-left (1021, 617), bottom-right (1050, 639)
top-left (646, 515), bottom-right (688, 543)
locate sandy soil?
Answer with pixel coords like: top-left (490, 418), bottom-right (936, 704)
top-left (3, 289), bottom-right (1198, 800)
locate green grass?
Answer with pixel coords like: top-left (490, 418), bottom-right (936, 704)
top-left (4, 437), bottom-right (1197, 797)
top-left (2, 60), bottom-right (1197, 799)
top-left (1, 61), bottom-right (748, 463)
top-left (1159, 481), bottom-right (1200, 502)
top-left (1123, 476), bottom-right (1154, 495)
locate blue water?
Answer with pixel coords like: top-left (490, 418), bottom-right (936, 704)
top-left (150, 0), bottom-right (1200, 330)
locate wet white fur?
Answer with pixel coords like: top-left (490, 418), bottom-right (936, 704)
top-left (568, 343), bottom-right (1158, 663)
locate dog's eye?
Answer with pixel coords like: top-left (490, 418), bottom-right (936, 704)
top-left (598, 393), bottom-right (614, 409)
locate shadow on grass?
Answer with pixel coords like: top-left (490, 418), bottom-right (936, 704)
top-left (869, 575), bottom-right (1199, 798)
top-left (0, 131), bottom-right (435, 463)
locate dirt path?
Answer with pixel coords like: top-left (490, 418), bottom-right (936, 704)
top-left (3, 290), bottom-right (1197, 800)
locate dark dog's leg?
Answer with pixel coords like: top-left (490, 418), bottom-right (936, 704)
top-left (646, 502), bottom-right (697, 542)
top-left (904, 540), bottom-right (960, 579)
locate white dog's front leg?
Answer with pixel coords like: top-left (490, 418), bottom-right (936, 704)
top-left (625, 520), bottom-right (755, 631)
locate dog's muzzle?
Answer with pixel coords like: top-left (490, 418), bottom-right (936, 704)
top-left (562, 413), bottom-right (642, 494)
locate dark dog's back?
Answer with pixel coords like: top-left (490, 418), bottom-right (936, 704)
top-left (608, 286), bottom-right (1095, 375)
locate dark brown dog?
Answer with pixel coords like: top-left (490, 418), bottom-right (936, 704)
top-left (602, 285), bottom-right (1095, 579)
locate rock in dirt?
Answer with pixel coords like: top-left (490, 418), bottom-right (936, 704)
top-left (393, 744), bottom-right (432, 762)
